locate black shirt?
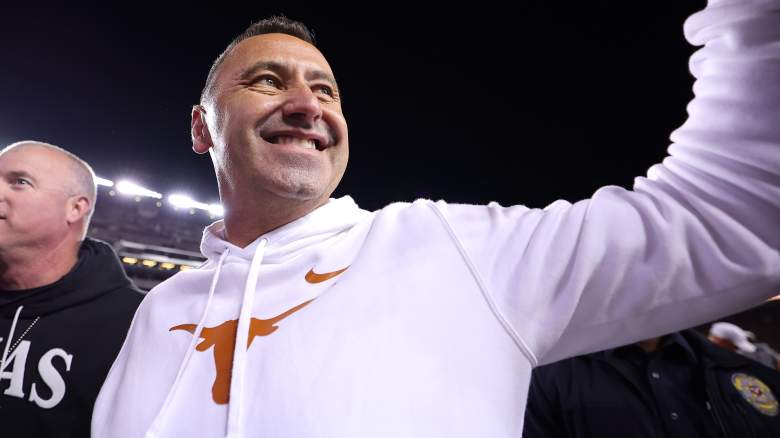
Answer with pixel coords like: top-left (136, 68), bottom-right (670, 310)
top-left (524, 330), bottom-right (780, 438)
top-left (0, 239), bottom-right (143, 438)
top-left (611, 333), bottom-right (723, 438)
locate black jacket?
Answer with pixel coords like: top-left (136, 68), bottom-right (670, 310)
top-left (0, 238), bottom-right (143, 438)
top-left (524, 330), bottom-right (780, 438)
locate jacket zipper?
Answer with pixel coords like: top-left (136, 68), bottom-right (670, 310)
top-left (705, 400), bottom-right (728, 438)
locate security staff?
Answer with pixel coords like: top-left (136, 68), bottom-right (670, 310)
top-left (523, 330), bottom-right (780, 438)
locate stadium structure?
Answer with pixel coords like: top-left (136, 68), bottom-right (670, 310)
top-left (87, 177), bottom-right (217, 291)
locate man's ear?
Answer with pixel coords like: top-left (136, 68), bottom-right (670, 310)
top-left (192, 105), bottom-right (214, 155)
top-left (66, 195), bottom-right (91, 225)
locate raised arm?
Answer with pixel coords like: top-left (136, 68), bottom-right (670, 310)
top-left (433, 0), bottom-right (780, 366)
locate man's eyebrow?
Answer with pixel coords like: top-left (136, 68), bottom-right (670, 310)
top-left (238, 61), bottom-right (286, 81)
top-left (306, 70), bottom-right (340, 94)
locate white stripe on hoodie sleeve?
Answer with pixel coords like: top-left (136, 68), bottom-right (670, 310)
top-left (434, 0), bottom-right (780, 366)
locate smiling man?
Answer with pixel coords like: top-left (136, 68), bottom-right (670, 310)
top-left (192, 29), bottom-right (348, 248)
top-left (0, 142), bottom-right (142, 437)
top-left (94, 6), bottom-right (780, 438)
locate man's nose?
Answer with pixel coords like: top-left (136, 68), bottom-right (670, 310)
top-left (281, 86), bottom-right (323, 126)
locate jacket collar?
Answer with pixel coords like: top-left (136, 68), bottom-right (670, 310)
top-left (597, 330), bottom-right (751, 369)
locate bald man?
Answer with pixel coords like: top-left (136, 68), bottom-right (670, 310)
top-left (0, 141), bottom-right (142, 438)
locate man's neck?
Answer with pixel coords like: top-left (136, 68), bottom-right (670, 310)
top-left (0, 241), bottom-right (80, 291)
top-left (221, 194), bottom-right (329, 248)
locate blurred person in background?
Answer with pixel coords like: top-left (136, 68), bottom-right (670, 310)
top-left (524, 329), bottom-right (780, 438)
top-left (0, 141), bottom-right (143, 438)
top-left (709, 322), bottom-right (780, 371)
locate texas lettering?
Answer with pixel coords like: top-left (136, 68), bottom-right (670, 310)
top-left (0, 337), bottom-right (73, 409)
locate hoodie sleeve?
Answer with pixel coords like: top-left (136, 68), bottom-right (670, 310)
top-left (433, 0), bottom-right (780, 366)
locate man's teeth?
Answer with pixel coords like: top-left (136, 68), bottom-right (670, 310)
top-left (274, 136), bottom-right (317, 149)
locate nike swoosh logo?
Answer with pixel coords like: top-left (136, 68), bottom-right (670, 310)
top-left (305, 266), bottom-right (349, 284)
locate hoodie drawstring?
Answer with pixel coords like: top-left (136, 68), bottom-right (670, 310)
top-left (146, 250), bottom-right (230, 438)
top-left (226, 238), bottom-right (268, 438)
top-left (0, 306), bottom-right (23, 372)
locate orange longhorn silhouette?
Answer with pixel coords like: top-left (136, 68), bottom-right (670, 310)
top-left (170, 300), bottom-right (312, 404)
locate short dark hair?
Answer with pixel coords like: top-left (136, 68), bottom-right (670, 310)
top-left (200, 16), bottom-right (316, 104)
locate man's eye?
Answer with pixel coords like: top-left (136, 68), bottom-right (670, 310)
top-left (256, 76), bottom-right (281, 88)
top-left (12, 178), bottom-right (31, 187)
top-left (313, 85), bottom-right (334, 98)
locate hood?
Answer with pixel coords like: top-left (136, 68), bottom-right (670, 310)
top-left (200, 196), bottom-right (373, 264)
top-left (0, 238), bottom-right (134, 318)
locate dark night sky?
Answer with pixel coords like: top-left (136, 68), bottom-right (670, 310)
top-left (1, 2), bottom-right (705, 211)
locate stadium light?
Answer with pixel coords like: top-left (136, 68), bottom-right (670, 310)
top-left (168, 194), bottom-right (196, 209)
top-left (116, 180), bottom-right (162, 199)
top-left (168, 193), bottom-right (209, 210)
top-left (95, 177), bottom-right (114, 187)
top-left (208, 204), bottom-right (225, 217)
top-left (99, 173), bottom-right (220, 216)
top-left (167, 193), bottom-right (223, 217)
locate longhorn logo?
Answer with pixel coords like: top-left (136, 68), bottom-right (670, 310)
top-left (168, 264), bottom-right (348, 404)
top-left (170, 300), bottom-right (312, 404)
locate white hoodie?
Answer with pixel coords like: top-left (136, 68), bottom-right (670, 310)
top-left (93, 1), bottom-right (780, 437)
